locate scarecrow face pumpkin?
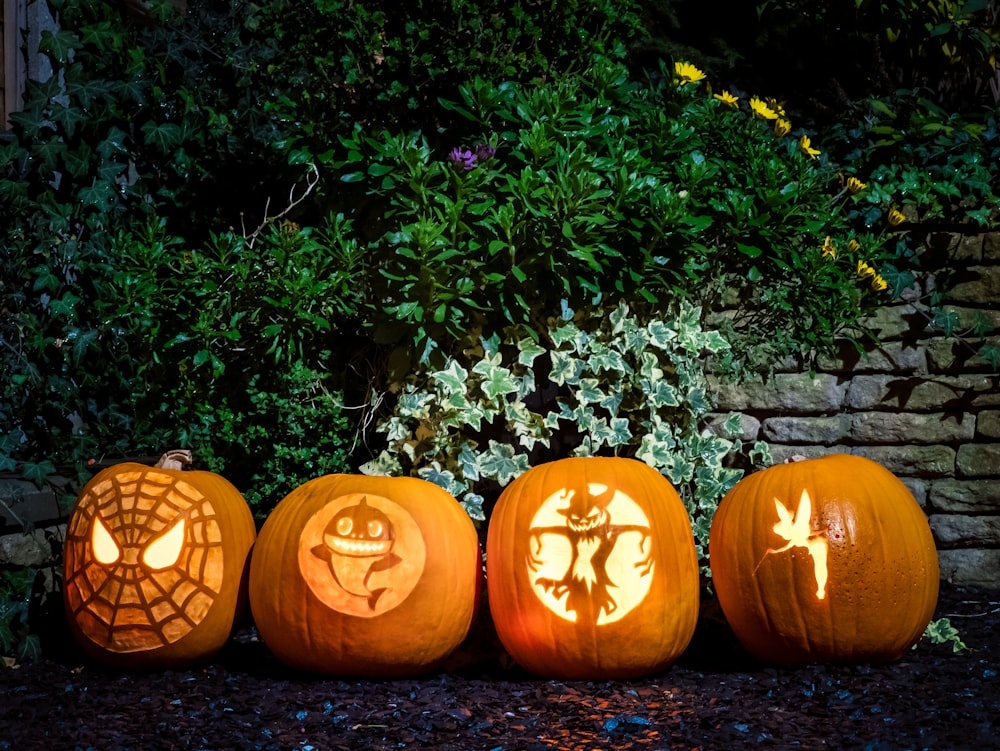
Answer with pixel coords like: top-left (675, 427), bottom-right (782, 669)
top-left (248, 474), bottom-right (480, 678)
top-left (486, 457), bottom-right (700, 680)
top-left (708, 453), bottom-right (940, 666)
top-left (63, 451), bottom-right (256, 668)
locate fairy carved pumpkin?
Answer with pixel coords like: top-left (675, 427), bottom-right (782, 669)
top-left (63, 451), bottom-right (256, 669)
top-left (708, 453), bottom-right (939, 665)
top-left (248, 474), bottom-right (481, 677)
top-left (486, 457), bottom-right (700, 679)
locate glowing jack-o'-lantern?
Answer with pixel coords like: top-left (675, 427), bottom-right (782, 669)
top-left (709, 453), bottom-right (939, 665)
top-left (486, 457), bottom-right (700, 679)
top-left (63, 451), bottom-right (256, 669)
top-left (248, 474), bottom-right (480, 677)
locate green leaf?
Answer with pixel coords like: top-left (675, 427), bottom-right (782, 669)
top-left (142, 121), bottom-right (185, 152)
top-left (479, 365), bottom-right (519, 402)
top-left (478, 441), bottom-right (530, 485)
top-left (432, 361), bottom-right (469, 396)
top-left (517, 337), bottom-right (547, 367)
top-left (38, 29), bottom-right (79, 65)
top-left (22, 460), bottom-right (57, 487)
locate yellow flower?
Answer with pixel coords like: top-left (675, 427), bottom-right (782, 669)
top-left (774, 118), bottom-right (791, 137)
top-left (847, 176), bottom-right (867, 194)
top-left (766, 98), bottom-right (786, 117)
top-left (847, 239), bottom-right (861, 253)
top-left (887, 207), bottom-right (906, 225)
top-left (857, 260), bottom-right (876, 278)
top-left (714, 90), bottom-right (739, 107)
top-left (749, 97), bottom-right (778, 120)
top-left (820, 236), bottom-right (836, 259)
top-left (871, 274), bottom-right (888, 292)
top-left (798, 135), bottom-right (821, 159)
top-left (675, 61), bottom-right (706, 85)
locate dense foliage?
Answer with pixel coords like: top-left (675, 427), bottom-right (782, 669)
top-left (2, 0), bottom-right (989, 660)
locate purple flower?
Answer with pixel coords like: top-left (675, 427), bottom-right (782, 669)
top-left (448, 143), bottom-right (496, 171)
top-left (449, 147), bottom-right (477, 171)
top-left (474, 143), bottom-right (496, 162)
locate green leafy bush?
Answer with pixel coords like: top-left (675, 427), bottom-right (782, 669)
top-left (100, 215), bottom-right (364, 510)
top-left (331, 58), bottom-right (901, 376)
top-left (253, 0), bottom-right (645, 179)
top-left (0, 568), bottom-right (41, 663)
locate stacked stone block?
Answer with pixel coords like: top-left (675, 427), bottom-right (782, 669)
top-left (712, 229), bottom-right (1000, 589)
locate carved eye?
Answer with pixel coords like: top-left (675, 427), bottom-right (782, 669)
top-left (336, 516), bottom-right (353, 536)
top-left (91, 517), bottom-right (122, 566)
top-left (142, 518), bottom-right (186, 570)
top-left (367, 520), bottom-right (384, 537)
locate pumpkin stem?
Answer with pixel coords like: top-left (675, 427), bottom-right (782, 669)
top-left (155, 450), bottom-right (194, 471)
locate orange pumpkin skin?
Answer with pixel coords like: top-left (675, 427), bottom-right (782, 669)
top-left (248, 475), bottom-right (480, 677)
top-left (486, 457), bottom-right (700, 680)
top-left (709, 454), bottom-right (939, 666)
top-left (63, 453), bottom-right (256, 669)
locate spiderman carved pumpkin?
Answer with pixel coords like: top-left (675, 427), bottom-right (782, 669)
top-left (63, 451), bottom-right (256, 669)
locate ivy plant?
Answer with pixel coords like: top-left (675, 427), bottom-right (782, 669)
top-left (363, 301), bottom-right (770, 563)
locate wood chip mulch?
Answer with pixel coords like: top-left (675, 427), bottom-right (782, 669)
top-left (1, 584), bottom-right (997, 751)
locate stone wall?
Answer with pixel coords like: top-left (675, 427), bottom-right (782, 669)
top-left (712, 228), bottom-right (1000, 589)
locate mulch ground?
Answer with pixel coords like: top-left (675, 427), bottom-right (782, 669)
top-left (1, 584), bottom-right (997, 751)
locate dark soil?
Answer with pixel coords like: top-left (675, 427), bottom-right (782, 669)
top-left (2, 584), bottom-right (997, 751)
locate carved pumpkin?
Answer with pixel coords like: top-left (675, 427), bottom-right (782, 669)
top-left (248, 474), bottom-right (481, 677)
top-left (63, 451), bottom-right (256, 669)
top-left (708, 453), bottom-right (939, 665)
top-left (486, 457), bottom-right (700, 679)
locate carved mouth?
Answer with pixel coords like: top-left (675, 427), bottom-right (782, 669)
top-left (567, 512), bottom-right (607, 535)
top-left (328, 536), bottom-right (393, 557)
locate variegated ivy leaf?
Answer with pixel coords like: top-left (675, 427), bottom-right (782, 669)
top-left (636, 434), bottom-right (675, 468)
top-left (549, 349), bottom-right (584, 386)
top-left (481, 367), bottom-right (519, 401)
top-left (663, 453), bottom-right (697, 486)
top-left (723, 412), bottom-right (743, 437)
top-left (417, 462), bottom-right (469, 498)
top-left (571, 402), bottom-right (598, 432)
top-left (606, 417), bottom-right (632, 447)
top-left (647, 319), bottom-right (678, 349)
top-left (587, 416), bottom-right (630, 448)
top-left (396, 388), bottom-right (435, 419)
top-left (383, 416), bottom-right (412, 442)
top-left (359, 451), bottom-right (402, 477)
top-left (549, 320), bottom-right (584, 348)
top-left (517, 337), bottom-right (547, 367)
top-left (686, 387), bottom-right (712, 415)
top-left (701, 329), bottom-right (731, 353)
top-left (646, 379), bottom-right (680, 408)
top-left (575, 378), bottom-right (605, 405)
top-left (481, 332), bottom-right (502, 357)
top-left (599, 389), bottom-right (623, 417)
top-left (432, 360), bottom-right (469, 395)
top-left (639, 351), bottom-right (664, 382)
top-left (478, 440), bottom-right (530, 485)
top-left (517, 368), bottom-right (537, 399)
top-left (589, 346), bottom-right (628, 375)
top-left (457, 443), bottom-right (482, 482)
top-left (461, 493), bottom-right (486, 522)
top-left (441, 389), bottom-right (473, 416)
top-left (472, 353), bottom-right (520, 402)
